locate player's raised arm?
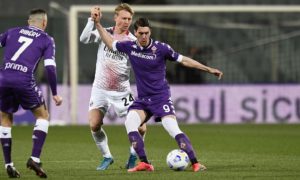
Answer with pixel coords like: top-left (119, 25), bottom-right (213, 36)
top-left (79, 6), bottom-right (100, 44)
top-left (93, 6), bottom-right (114, 50)
top-left (180, 55), bottom-right (223, 80)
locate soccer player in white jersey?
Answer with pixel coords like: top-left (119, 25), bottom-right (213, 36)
top-left (79, 4), bottom-right (146, 170)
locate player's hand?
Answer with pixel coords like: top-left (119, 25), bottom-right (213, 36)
top-left (53, 95), bottom-right (63, 106)
top-left (209, 68), bottom-right (223, 80)
top-left (90, 6), bottom-right (101, 22)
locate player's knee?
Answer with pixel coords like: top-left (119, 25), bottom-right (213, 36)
top-left (89, 118), bottom-right (102, 132)
top-left (32, 105), bottom-right (49, 119)
top-left (125, 110), bottom-right (142, 134)
top-left (138, 123), bottom-right (147, 136)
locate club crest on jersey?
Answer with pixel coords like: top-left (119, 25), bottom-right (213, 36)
top-left (151, 46), bottom-right (157, 54)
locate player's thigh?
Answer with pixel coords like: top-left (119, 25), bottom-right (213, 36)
top-left (89, 87), bottom-right (109, 114)
top-left (15, 84), bottom-right (46, 113)
top-left (0, 87), bottom-right (19, 113)
top-left (31, 103), bottom-right (49, 120)
top-left (110, 92), bottom-right (134, 117)
top-left (150, 97), bottom-right (176, 121)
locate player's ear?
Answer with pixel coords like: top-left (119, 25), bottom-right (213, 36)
top-left (42, 18), bottom-right (48, 30)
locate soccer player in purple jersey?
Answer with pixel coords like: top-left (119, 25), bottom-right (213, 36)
top-left (93, 7), bottom-right (223, 172)
top-left (0, 9), bottom-right (62, 178)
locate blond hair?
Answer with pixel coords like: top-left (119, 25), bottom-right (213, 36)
top-left (115, 3), bottom-right (134, 16)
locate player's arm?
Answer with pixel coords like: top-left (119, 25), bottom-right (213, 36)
top-left (0, 31), bottom-right (8, 48)
top-left (79, 18), bottom-right (99, 44)
top-left (80, 6), bottom-right (104, 44)
top-left (180, 56), bottom-right (223, 80)
top-left (93, 6), bottom-right (114, 50)
top-left (44, 38), bottom-right (62, 106)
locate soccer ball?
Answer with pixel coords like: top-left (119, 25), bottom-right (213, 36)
top-left (166, 149), bottom-right (189, 171)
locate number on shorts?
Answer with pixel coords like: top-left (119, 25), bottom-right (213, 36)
top-left (122, 94), bottom-right (134, 106)
top-left (163, 104), bottom-right (170, 112)
top-left (11, 36), bottom-right (33, 61)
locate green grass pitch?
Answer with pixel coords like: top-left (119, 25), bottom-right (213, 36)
top-left (1, 124), bottom-right (300, 179)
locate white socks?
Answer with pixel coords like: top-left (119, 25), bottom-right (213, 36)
top-left (162, 117), bottom-right (183, 138)
top-left (91, 128), bottom-right (112, 158)
top-left (125, 111), bottom-right (142, 134)
top-left (0, 126), bottom-right (12, 138)
top-left (34, 119), bottom-right (49, 133)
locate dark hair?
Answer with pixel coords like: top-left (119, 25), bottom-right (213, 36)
top-left (134, 17), bottom-right (151, 31)
top-left (29, 8), bottom-right (47, 15)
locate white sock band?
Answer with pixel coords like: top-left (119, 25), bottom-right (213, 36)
top-left (0, 126), bottom-right (12, 138)
top-left (125, 111), bottom-right (142, 134)
top-left (34, 119), bottom-right (49, 133)
top-left (162, 117), bottom-right (183, 138)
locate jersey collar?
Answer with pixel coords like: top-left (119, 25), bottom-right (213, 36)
top-left (28, 25), bottom-right (44, 31)
top-left (112, 26), bottom-right (129, 35)
top-left (136, 38), bottom-right (153, 50)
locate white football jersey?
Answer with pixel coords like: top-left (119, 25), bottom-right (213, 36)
top-left (80, 18), bottom-right (136, 92)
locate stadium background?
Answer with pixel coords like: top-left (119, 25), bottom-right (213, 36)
top-left (1, 0), bottom-right (300, 124)
top-left (1, 1), bottom-right (300, 179)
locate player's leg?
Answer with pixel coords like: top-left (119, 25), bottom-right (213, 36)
top-left (89, 108), bottom-right (113, 170)
top-left (88, 88), bottom-right (114, 170)
top-left (0, 88), bottom-right (21, 178)
top-left (113, 92), bottom-right (148, 169)
top-left (125, 109), bottom-right (154, 172)
top-left (0, 111), bottom-right (21, 178)
top-left (26, 104), bottom-right (49, 178)
top-left (126, 123), bottom-right (147, 169)
top-left (161, 115), bottom-right (206, 172)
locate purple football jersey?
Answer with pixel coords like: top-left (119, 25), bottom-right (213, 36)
top-left (0, 26), bottom-right (55, 85)
top-left (113, 39), bottom-right (182, 99)
top-left (0, 26), bottom-right (56, 112)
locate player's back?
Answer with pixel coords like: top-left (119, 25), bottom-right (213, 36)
top-left (0, 26), bottom-right (54, 86)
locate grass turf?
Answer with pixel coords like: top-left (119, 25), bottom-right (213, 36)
top-left (0, 124), bottom-right (300, 179)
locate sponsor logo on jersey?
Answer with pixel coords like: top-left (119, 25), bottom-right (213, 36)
top-left (4, 62), bottom-right (28, 72)
top-left (104, 46), bottom-right (127, 60)
top-left (130, 51), bottom-right (156, 60)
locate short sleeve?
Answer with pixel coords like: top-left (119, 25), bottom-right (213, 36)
top-left (163, 43), bottom-right (182, 62)
top-left (113, 40), bottom-right (128, 53)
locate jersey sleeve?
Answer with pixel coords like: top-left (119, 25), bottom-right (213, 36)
top-left (79, 18), bottom-right (100, 44)
top-left (43, 36), bottom-right (58, 96)
top-left (163, 43), bottom-right (183, 62)
top-left (112, 40), bottom-right (128, 53)
top-left (0, 31), bottom-right (8, 47)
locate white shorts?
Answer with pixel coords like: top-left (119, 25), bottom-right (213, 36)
top-left (88, 87), bottom-right (134, 117)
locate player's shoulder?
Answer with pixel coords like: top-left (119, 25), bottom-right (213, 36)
top-left (5, 26), bottom-right (23, 34)
top-left (153, 40), bottom-right (172, 49)
top-left (127, 32), bottom-right (136, 41)
top-left (105, 26), bottom-right (114, 35)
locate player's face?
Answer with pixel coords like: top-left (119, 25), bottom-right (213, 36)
top-left (114, 10), bottom-right (132, 33)
top-left (135, 27), bottom-right (151, 47)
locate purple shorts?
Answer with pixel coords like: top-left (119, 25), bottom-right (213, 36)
top-left (0, 84), bottom-right (45, 113)
top-left (128, 96), bottom-right (176, 122)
